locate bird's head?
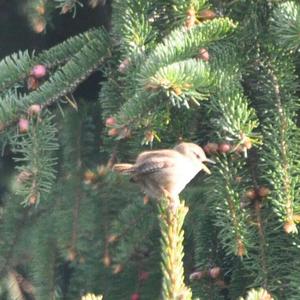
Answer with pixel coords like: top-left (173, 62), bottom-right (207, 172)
top-left (174, 142), bottom-right (215, 174)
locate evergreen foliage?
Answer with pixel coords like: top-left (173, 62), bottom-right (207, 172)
top-left (1, 0), bottom-right (300, 299)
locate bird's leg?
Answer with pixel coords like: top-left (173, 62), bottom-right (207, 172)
top-left (161, 188), bottom-right (172, 200)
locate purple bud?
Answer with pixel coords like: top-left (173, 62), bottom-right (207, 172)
top-left (19, 119), bottom-right (29, 133)
top-left (30, 64), bottom-right (47, 79)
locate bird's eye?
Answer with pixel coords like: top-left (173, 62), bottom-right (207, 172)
top-left (193, 151), bottom-right (200, 159)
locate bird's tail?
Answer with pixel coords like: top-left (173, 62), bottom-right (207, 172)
top-left (113, 163), bottom-right (134, 174)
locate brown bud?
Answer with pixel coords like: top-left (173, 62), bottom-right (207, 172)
top-left (204, 142), bottom-right (219, 154)
top-left (235, 176), bottom-right (242, 183)
top-left (113, 264), bottom-right (123, 274)
top-left (245, 188), bottom-right (257, 200)
top-left (17, 170), bottom-right (32, 183)
top-left (97, 165), bottom-right (108, 177)
top-left (61, 4), bottom-right (72, 14)
top-left (83, 170), bottom-right (97, 184)
top-left (209, 267), bottom-right (221, 279)
top-left (89, 0), bottom-right (106, 8)
top-left (258, 186), bottom-right (270, 198)
top-left (197, 48), bottom-right (210, 61)
top-left (243, 138), bottom-right (252, 150)
top-left (107, 234), bottom-right (118, 244)
top-left (184, 15), bottom-right (197, 29)
top-left (284, 221), bottom-right (298, 234)
top-left (187, 8), bottom-right (196, 17)
top-left (199, 9), bottom-right (217, 20)
top-left (103, 253), bottom-right (111, 267)
top-left (105, 116), bottom-right (116, 127)
top-left (143, 195), bottom-right (150, 205)
top-left (28, 104), bottom-right (41, 115)
top-left (27, 76), bottom-right (39, 91)
top-left (172, 86), bottom-right (182, 96)
top-left (108, 128), bottom-right (119, 137)
top-left (235, 144), bottom-right (244, 154)
top-left (32, 17), bottom-right (46, 33)
top-left (29, 194), bottom-right (37, 205)
top-left (67, 249), bottom-right (76, 261)
top-left (144, 82), bottom-right (161, 92)
top-left (189, 271), bottom-right (207, 281)
top-left (118, 58), bottom-right (130, 73)
top-left (35, 4), bottom-right (45, 15)
top-left (118, 126), bottom-right (131, 139)
top-left (236, 240), bottom-right (246, 256)
top-left (145, 131), bottom-right (155, 144)
top-left (218, 143), bottom-right (231, 153)
top-left (19, 119), bottom-right (29, 133)
top-left (240, 199), bottom-right (250, 209)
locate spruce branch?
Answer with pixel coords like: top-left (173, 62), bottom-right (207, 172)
top-left (267, 65), bottom-right (296, 232)
top-left (213, 156), bottom-right (252, 257)
top-left (0, 28), bottom-right (103, 94)
top-left (0, 28), bottom-right (110, 131)
top-left (188, 188), bottom-right (221, 299)
top-left (0, 196), bottom-right (30, 280)
top-left (172, 0), bottom-right (208, 15)
top-left (158, 198), bottom-right (192, 300)
top-left (69, 174), bottom-right (82, 256)
top-left (246, 153), bottom-right (269, 288)
top-left (0, 51), bottom-right (33, 94)
top-left (30, 33), bottom-right (108, 105)
top-left (140, 17), bottom-right (236, 81)
top-left (253, 200), bottom-right (268, 286)
top-left (111, 0), bottom-right (155, 54)
top-left (30, 216), bottom-right (58, 300)
top-left (270, 1), bottom-right (300, 51)
top-left (109, 18), bottom-right (238, 135)
top-left (144, 59), bottom-right (214, 108)
top-left (251, 52), bottom-right (300, 234)
top-left (208, 47), bottom-right (260, 146)
top-left (10, 113), bottom-right (59, 206)
top-left (54, 108), bottom-right (86, 258)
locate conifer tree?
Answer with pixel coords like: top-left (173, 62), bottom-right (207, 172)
top-left (1, 0), bottom-right (300, 299)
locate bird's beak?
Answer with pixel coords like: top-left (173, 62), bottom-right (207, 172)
top-left (201, 162), bottom-right (211, 175)
top-left (201, 158), bottom-right (215, 175)
top-left (204, 158), bottom-right (216, 164)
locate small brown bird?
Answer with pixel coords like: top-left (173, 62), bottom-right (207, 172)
top-left (113, 142), bottom-right (214, 200)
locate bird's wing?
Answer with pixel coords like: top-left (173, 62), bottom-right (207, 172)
top-left (135, 153), bottom-right (178, 175)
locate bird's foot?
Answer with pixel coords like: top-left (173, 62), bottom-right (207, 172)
top-left (162, 188), bottom-right (172, 201)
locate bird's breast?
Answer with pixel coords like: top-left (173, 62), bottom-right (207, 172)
top-left (164, 158), bottom-right (200, 196)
